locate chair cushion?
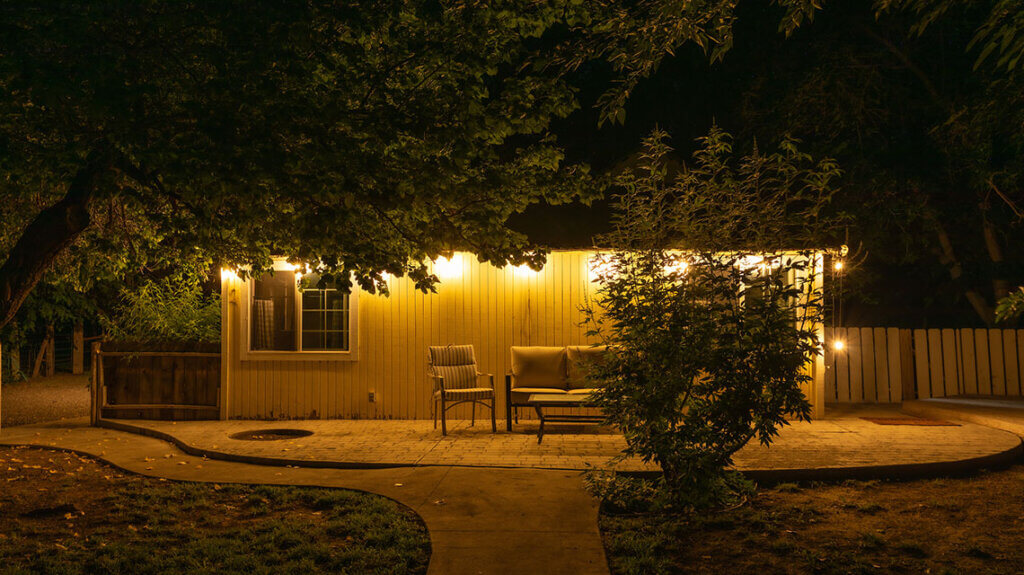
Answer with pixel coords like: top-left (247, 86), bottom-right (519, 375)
top-left (435, 387), bottom-right (494, 401)
top-left (509, 387), bottom-right (568, 405)
top-left (566, 345), bottom-right (608, 390)
top-left (429, 345), bottom-right (476, 367)
top-left (510, 346), bottom-right (567, 390)
top-left (432, 364), bottom-right (477, 390)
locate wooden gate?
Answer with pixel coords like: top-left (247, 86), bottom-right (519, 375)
top-left (91, 342), bottom-right (221, 421)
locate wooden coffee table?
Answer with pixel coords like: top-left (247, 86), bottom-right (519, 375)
top-left (527, 393), bottom-right (604, 443)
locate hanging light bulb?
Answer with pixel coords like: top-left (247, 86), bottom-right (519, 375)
top-left (833, 340), bottom-right (845, 351)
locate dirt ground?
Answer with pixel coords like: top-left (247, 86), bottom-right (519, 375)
top-left (0, 445), bottom-right (429, 574)
top-left (1, 373), bottom-right (90, 427)
top-left (602, 465), bottom-right (1024, 575)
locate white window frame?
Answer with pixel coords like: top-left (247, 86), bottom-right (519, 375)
top-left (239, 259), bottom-right (359, 362)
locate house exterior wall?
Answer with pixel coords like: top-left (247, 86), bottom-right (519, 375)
top-left (220, 250), bottom-right (825, 420)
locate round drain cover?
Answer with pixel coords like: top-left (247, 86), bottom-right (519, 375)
top-left (229, 429), bottom-right (314, 441)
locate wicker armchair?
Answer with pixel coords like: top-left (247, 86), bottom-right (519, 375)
top-left (428, 345), bottom-right (496, 435)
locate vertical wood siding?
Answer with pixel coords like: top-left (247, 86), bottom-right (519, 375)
top-left (824, 327), bottom-right (1024, 403)
top-left (224, 251), bottom-right (824, 419)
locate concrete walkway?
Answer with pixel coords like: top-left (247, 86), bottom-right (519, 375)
top-left (905, 397), bottom-right (1024, 438)
top-left (0, 420), bottom-right (607, 575)
top-left (2, 407), bottom-right (1022, 575)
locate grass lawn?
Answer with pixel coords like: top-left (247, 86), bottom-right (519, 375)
top-left (0, 446), bottom-right (429, 574)
top-left (601, 465), bottom-right (1024, 575)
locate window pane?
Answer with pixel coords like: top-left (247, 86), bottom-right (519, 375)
top-left (326, 311), bottom-right (346, 330)
top-left (251, 271), bottom-right (297, 351)
top-left (325, 332), bottom-right (348, 351)
top-left (302, 310), bottom-right (324, 331)
top-left (302, 332), bottom-right (325, 351)
top-left (302, 290), bottom-right (323, 310)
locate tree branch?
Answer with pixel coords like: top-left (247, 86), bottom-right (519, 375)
top-left (0, 143), bottom-right (114, 328)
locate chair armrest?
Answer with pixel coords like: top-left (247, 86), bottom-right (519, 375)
top-left (505, 374), bottom-right (513, 400)
top-left (476, 372), bottom-right (495, 389)
top-left (430, 374), bottom-right (445, 393)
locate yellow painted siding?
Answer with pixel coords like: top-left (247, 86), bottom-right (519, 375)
top-left (222, 250), bottom-right (825, 420)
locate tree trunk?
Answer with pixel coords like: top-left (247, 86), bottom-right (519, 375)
top-left (981, 210), bottom-right (1010, 302)
top-left (0, 144), bottom-right (113, 329)
top-left (932, 218), bottom-right (995, 326)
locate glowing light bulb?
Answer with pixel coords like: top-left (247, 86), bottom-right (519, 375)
top-left (434, 254), bottom-right (463, 279)
top-left (834, 261), bottom-right (844, 272)
top-left (833, 340), bottom-right (845, 351)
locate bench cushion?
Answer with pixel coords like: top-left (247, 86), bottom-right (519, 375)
top-left (566, 345), bottom-right (607, 390)
top-left (511, 346), bottom-right (567, 390)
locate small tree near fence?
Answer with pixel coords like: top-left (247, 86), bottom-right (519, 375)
top-left (584, 127), bottom-right (839, 510)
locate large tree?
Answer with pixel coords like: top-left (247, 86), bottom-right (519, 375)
top-left (0, 1), bottom-right (826, 331)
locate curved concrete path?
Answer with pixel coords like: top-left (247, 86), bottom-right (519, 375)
top-left (0, 420), bottom-right (608, 575)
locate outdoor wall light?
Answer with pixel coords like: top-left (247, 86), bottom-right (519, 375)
top-left (434, 254), bottom-right (463, 279)
top-left (220, 268), bottom-right (239, 281)
top-left (834, 260), bottom-right (844, 272)
top-left (833, 340), bottom-right (845, 351)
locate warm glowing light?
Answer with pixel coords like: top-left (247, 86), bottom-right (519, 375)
top-left (833, 340), bottom-right (845, 351)
top-left (434, 254), bottom-right (463, 279)
top-left (664, 260), bottom-right (689, 275)
top-left (514, 263), bottom-right (540, 275)
top-left (220, 268), bottom-right (238, 281)
top-left (588, 256), bottom-right (615, 282)
top-left (834, 260), bottom-right (844, 272)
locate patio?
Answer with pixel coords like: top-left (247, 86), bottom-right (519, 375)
top-left (77, 404), bottom-right (1024, 481)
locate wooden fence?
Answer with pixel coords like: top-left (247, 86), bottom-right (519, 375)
top-left (92, 342), bottom-right (221, 421)
top-left (825, 327), bottom-right (1024, 403)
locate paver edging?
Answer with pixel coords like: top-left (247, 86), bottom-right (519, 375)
top-left (98, 418), bottom-right (1024, 482)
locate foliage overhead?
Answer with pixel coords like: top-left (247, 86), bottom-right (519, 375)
top-left (0, 1), bottom-right (836, 334)
top-left (583, 129), bottom-right (835, 509)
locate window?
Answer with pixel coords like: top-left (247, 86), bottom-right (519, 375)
top-left (248, 267), bottom-right (355, 356)
top-left (300, 274), bottom-right (350, 351)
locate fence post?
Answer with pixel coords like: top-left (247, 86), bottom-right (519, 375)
top-left (1, 341), bottom-right (4, 431)
top-left (72, 323), bottom-right (84, 375)
top-left (90, 341), bottom-right (102, 425)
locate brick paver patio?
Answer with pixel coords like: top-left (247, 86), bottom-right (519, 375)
top-left (98, 404), bottom-right (1023, 477)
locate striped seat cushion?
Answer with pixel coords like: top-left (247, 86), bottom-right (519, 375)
top-left (433, 387), bottom-right (494, 400)
top-left (431, 364), bottom-right (478, 390)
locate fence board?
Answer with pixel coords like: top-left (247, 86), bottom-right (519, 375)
top-left (886, 327), bottom-right (900, 402)
top-left (989, 330), bottom-right (1006, 396)
top-left (861, 328), bottom-right (877, 402)
top-left (927, 329), bottom-right (944, 398)
top-left (873, 327), bottom-right (890, 402)
top-left (941, 329), bottom-right (960, 397)
top-left (1003, 330), bottom-right (1020, 396)
top-left (914, 329), bottom-right (931, 399)
top-left (962, 329), bottom-right (978, 395)
top-left (848, 329), bottom-right (863, 402)
top-left (836, 328), bottom-right (851, 402)
top-left (976, 329), bottom-right (992, 395)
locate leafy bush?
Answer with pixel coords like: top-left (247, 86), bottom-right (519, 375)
top-left (103, 269), bottom-right (220, 344)
top-left (584, 127), bottom-right (838, 510)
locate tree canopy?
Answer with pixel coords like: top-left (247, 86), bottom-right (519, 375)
top-left (0, 0), bottom-right (826, 332)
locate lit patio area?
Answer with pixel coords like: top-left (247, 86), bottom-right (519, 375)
top-left (61, 404), bottom-right (1023, 480)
